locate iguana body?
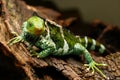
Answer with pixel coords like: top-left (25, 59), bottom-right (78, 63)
top-left (8, 16), bottom-right (107, 78)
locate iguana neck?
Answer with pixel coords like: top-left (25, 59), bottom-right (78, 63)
top-left (22, 31), bottom-right (40, 44)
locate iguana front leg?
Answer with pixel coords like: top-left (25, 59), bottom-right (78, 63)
top-left (31, 47), bottom-right (55, 58)
top-left (31, 37), bottom-right (56, 58)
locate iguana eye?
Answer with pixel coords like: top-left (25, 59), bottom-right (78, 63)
top-left (29, 22), bottom-right (33, 27)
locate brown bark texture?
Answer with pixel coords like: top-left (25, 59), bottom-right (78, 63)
top-left (0, 0), bottom-right (120, 80)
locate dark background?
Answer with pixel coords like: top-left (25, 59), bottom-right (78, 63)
top-left (53, 0), bottom-right (120, 26)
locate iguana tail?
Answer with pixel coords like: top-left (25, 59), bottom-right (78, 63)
top-left (79, 36), bottom-right (105, 53)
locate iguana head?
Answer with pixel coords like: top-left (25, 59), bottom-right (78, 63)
top-left (24, 16), bottom-right (45, 35)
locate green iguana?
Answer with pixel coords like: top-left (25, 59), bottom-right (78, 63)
top-left (8, 16), bottom-right (107, 78)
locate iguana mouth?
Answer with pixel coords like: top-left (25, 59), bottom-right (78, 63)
top-left (34, 26), bottom-right (45, 35)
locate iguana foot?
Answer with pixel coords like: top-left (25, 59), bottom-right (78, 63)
top-left (8, 36), bottom-right (23, 45)
top-left (30, 50), bottom-right (40, 58)
top-left (85, 61), bottom-right (107, 78)
top-left (8, 31), bottom-right (23, 45)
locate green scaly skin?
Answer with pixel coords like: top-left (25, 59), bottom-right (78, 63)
top-left (8, 16), bottom-right (107, 78)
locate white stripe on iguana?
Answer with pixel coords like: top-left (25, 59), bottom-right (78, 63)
top-left (76, 36), bottom-right (81, 42)
top-left (74, 43), bottom-right (85, 53)
top-left (63, 39), bottom-right (69, 54)
top-left (84, 36), bottom-right (88, 48)
top-left (99, 44), bottom-right (105, 53)
top-left (45, 21), bottom-right (51, 39)
top-left (59, 26), bottom-right (69, 54)
top-left (46, 19), bottom-right (63, 28)
top-left (90, 39), bottom-right (96, 50)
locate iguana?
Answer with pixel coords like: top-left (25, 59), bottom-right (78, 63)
top-left (8, 16), bottom-right (107, 78)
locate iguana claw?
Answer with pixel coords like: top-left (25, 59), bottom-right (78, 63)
top-left (29, 50), bottom-right (38, 57)
top-left (85, 61), bottom-right (107, 78)
top-left (8, 36), bottom-right (23, 45)
top-left (11, 32), bottom-right (19, 36)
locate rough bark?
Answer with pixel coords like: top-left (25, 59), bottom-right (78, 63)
top-left (0, 0), bottom-right (120, 80)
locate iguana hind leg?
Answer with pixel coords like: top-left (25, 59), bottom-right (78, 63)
top-left (74, 43), bottom-right (107, 78)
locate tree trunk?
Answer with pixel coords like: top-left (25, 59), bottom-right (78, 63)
top-left (0, 0), bottom-right (120, 80)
